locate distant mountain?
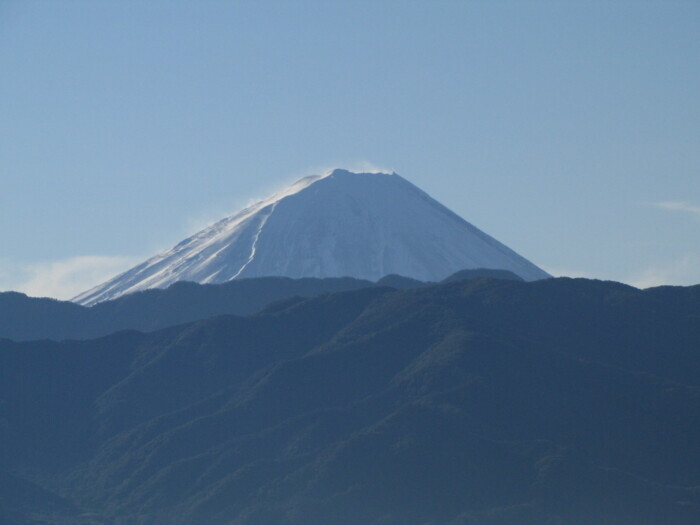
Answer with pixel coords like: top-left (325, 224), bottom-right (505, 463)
top-left (0, 270), bottom-right (504, 342)
top-left (74, 169), bottom-right (550, 305)
top-left (2, 278), bottom-right (699, 524)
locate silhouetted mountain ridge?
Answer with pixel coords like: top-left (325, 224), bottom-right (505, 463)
top-left (0, 270), bottom-right (511, 342)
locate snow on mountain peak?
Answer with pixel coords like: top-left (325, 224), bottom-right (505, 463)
top-left (73, 169), bottom-right (550, 305)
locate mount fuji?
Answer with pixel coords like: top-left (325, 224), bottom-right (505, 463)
top-left (74, 169), bottom-right (550, 305)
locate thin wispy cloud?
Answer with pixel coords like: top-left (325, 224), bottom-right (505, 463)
top-left (626, 255), bottom-right (700, 289)
top-left (541, 266), bottom-right (596, 279)
top-left (0, 256), bottom-right (139, 300)
top-left (347, 161), bottom-right (395, 174)
top-left (300, 161), bottom-right (395, 178)
top-left (184, 210), bottom-right (230, 236)
top-left (649, 201), bottom-right (700, 217)
top-left (542, 261), bottom-right (700, 289)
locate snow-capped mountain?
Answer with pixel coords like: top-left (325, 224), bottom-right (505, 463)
top-left (74, 169), bottom-right (550, 305)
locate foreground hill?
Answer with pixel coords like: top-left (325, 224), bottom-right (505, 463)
top-left (0, 276), bottom-right (376, 341)
top-left (0, 269), bottom-right (519, 342)
top-left (1, 277), bottom-right (699, 524)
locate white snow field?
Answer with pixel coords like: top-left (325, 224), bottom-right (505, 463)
top-left (74, 169), bottom-right (550, 305)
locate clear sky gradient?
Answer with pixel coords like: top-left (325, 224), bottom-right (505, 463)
top-left (1, 0), bottom-right (699, 298)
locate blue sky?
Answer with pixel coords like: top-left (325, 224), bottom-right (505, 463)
top-left (1, 0), bottom-right (699, 298)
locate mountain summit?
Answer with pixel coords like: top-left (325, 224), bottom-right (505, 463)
top-left (74, 169), bottom-right (549, 305)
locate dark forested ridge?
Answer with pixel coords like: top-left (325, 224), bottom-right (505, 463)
top-left (1, 277), bottom-right (699, 524)
top-left (0, 276), bottom-right (377, 341)
top-left (0, 270), bottom-right (521, 342)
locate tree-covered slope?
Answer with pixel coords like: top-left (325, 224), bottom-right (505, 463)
top-left (1, 278), bottom-right (699, 524)
top-left (0, 276), bottom-right (376, 341)
top-left (0, 270), bottom-right (521, 342)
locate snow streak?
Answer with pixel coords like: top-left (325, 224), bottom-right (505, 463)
top-left (231, 202), bottom-right (277, 279)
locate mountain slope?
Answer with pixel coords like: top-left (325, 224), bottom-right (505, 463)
top-left (2, 278), bottom-right (700, 524)
top-left (74, 169), bottom-right (549, 305)
top-left (0, 276), bottom-right (375, 341)
top-left (0, 270), bottom-right (520, 342)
